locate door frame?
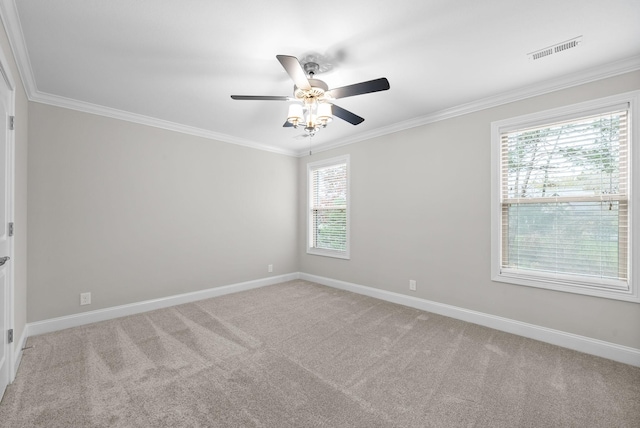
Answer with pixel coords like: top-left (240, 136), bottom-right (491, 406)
top-left (0, 43), bottom-right (16, 387)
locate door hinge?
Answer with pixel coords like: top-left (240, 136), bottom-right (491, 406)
top-left (8, 222), bottom-right (13, 237)
top-left (8, 115), bottom-right (14, 130)
top-left (8, 329), bottom-right (13, 344)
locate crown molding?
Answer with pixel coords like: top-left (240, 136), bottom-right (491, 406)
top-left (31, 55), bottom-right (640, 159)
top-left (0, 0), bottom-right (37, 96)
top-left (2, 0), bottom-right (639, 158)
top-left (0, 38), bottom-right (14, 91)
top-left (297, 55), bottom-right (640, 156)
top-left (0, 0), bottom-right (297, 157)
top-left (30, 90), bottom-right (298, 156)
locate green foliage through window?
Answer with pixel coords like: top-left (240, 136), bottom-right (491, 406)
top-left (501, 110), bottom-right (628, 284)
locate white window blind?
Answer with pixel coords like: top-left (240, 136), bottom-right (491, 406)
top-left (500, 107), bottom-right (629, 289)
top-left (308, 156), bottom-right (349, 258)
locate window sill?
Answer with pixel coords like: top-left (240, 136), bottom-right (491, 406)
top-left (492, 271), bottom-right (640, 303)
top-left (307, 248), bottom-right (350, 260)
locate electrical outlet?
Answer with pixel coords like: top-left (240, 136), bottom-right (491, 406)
top-left (268, 264), bottom-right (273, 273)
top-left (80, 292), bottom-right (91, 305)
top-left (409, 280), bottom-right (417, 291)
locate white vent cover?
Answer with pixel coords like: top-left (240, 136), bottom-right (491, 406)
top-left (528, 36), bottom-right (583, 60)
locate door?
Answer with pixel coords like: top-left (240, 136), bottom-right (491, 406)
top-left (0, 66), bottom-right (13, 401)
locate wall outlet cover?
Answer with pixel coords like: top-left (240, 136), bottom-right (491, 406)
top-left (80, 292), bottom-right (91, 305)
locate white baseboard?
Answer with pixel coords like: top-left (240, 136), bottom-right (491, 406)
top-left (23, 272), bottom-right (640, 367)
top-left (27, 273), bottom-right (299, 337)
top-left (300, 273), bottom-right (640, 367)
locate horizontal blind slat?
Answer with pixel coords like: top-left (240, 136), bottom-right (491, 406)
top-left (310, 160), bottom-right (348, 252)
top-left (500, 108), bottom-right (629, 284)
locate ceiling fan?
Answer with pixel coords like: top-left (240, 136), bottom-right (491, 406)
top-left (231, 55), bottom-right (390, 136)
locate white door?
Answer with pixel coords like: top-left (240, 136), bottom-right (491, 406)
top-left (0, 66), bottom-right (13, 401)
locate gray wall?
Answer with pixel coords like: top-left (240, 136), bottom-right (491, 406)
top-left (0, 19), bottom-right (28, 349)
top-left (298, 70), bottom-right (640, 349)
top-left (20, 59), bottom-right (640, 350)
top-left (27, 103), bottom-right (298, 321)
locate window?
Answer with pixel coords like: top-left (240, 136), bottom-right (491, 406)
top-left (491, 92), bottom-right (640, 302)
top-left (307, 155), bottom-right (350, 259)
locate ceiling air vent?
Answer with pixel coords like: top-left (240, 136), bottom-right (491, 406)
top-left (528, 36), bottom-right (583, 60)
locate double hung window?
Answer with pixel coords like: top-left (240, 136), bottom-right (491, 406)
top-left (307, 155), bottom-right (350, 259)
top-left (491, 92), bottom-right (639, 302)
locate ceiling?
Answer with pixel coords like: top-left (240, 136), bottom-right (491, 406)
top-left (1, 0), bottom-right (639, 156)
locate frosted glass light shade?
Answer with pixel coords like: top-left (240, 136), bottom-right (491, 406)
top-left (287, 104), bottom-right (304, 124)
top-left (317, 103), bottom-right (333, 124)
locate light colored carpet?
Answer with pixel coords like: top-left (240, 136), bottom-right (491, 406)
top-left (1, 280), bottom-right (639, 427)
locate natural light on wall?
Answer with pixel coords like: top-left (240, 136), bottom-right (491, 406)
top-left (491, 91), bottom-right (640, 302)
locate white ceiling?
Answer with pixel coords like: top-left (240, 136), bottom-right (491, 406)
top-left (1, 0), bottom-right (639, 156)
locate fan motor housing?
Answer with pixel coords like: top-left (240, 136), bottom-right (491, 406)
top-left (294, 78), bottom-right (328, 100)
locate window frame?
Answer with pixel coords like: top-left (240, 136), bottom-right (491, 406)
top-left (307, 154), bottom-right (350, 259)
top-left (491, 91), bottom-right (640, 303)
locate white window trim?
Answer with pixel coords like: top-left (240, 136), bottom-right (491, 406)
top-left (491, 90), bottom-right (640, 303)
top-left (307, 155), bottom-right (350, 259)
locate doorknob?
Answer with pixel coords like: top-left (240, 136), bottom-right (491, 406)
top-left (0, 256), bottom-right (9, 266)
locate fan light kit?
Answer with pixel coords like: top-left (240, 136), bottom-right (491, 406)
top-left (231, 55), bottom-right (390, 137)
